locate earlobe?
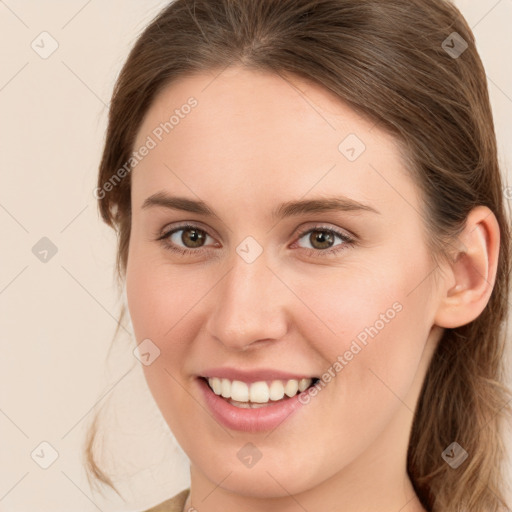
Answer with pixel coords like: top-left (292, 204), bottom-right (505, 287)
top-left (434, 206), bottom-right (500, 329)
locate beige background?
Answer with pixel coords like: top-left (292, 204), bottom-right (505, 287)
top-left (0, 1), bottom-right (511, 511)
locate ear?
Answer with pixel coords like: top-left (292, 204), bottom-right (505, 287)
top-left (433, 205), bottom-right (500, 329)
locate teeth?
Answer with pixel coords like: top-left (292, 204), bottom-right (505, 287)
top-left (221, 378), bottom-right (231, 398)
top-left (284, 379), bottom-right (299, 397)
top-left (269, 380), bottom-right (285, 401)
top-left (231, 380), bottom-right (249, 402)
top-left (249, 381), bottom-right (269, 403)
top-left (207, 377), bottom-right (313, 404)
top-left (298, 378), bottom-right (311, 392)
top-left (210, 377), bottom-right (222, 395)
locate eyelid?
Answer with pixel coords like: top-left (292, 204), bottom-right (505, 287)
top-left (156, 219), bottom-right (214, 239)
top-left (294, 223), bottom-right (354, 242)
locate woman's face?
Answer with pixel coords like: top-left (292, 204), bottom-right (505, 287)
top-left (126, 66), bottom-right (444, 499)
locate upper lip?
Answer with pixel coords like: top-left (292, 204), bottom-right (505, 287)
top-left (199, 367), bottom-right (317, 383)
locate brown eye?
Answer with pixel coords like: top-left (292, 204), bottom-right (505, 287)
top-left (296, 227), bottom-right (350, 251)
top-left (158, 224), bottom-right (215, 254)
top-left (179, 227), bottom-right (208, 248)
top-left (307, 230), bottom-right (336, 250)
top-left (293, 225), bottom-right (355, 257)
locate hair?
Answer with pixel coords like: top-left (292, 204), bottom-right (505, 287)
top-left (87, 1), bottom-right (512, 510)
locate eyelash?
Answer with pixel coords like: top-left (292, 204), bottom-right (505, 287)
top-left (156, 223), bottom-right (355, 258)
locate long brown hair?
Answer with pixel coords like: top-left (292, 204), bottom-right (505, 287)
top-left (87, 1), bottom-right (512, 510)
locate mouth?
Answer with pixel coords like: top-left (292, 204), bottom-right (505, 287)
top-left (200, 376), bottom-right (320, 408)
top-left (196, 368), bottom-right (322, 431)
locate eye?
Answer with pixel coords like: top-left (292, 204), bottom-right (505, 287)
top-left (293, 225), bottom-right (354, 256)
top-left (156, 223), bottom-right (355, 257)
top-left (157, 223), bottom-right (217, 255)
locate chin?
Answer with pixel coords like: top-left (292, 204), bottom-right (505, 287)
top-left (193, 450), bottom-right (328, 499)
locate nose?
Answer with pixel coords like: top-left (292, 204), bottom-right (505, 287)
top-left (205, 250), bottom-right (289, 351)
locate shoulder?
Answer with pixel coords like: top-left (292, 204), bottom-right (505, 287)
top-left (142, 488), bottom-right (190, 512)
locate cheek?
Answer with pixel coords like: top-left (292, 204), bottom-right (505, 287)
top-left (289, 252), bottom-right (434, 400)
top-left (279, 262), bottom-right (434, 467)
top-left (125, 252), bottom-right (219, 386)
top-left (125, 241), bottom-right (202, 340)
top-left (125, 256), bottom-right (204, 435)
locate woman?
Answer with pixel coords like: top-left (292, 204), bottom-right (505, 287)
top-left (87, 1), bottom-right (512, 511)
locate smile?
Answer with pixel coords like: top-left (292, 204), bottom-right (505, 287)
top-left (205, 376), bottom-right (318, 407)
top-left (197, 374), bottom-right (320, 432)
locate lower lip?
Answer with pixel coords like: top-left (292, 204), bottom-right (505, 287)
top-left (197, 378), bottom-right (309, 432)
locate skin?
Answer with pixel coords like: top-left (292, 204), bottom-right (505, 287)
top-left (125, 66), bottom-right (499, 512)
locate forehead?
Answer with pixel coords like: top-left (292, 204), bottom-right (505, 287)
top-left (131, 67), bottom-right (420, 220)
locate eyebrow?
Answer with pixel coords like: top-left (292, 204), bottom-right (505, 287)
top-left (141, 191), bottom-right (380, 219)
